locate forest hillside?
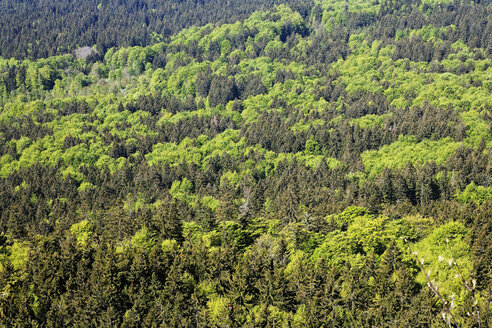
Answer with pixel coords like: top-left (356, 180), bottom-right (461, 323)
top-left (0, 0), bottom-right (491, 326)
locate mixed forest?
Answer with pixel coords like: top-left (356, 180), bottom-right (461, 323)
top-left (0, 0), bottom-right (491, 326)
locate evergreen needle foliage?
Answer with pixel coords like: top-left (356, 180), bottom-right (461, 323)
top-left (0, 0), bottom-right (491, 326)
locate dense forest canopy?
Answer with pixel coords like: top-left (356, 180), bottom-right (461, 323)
top-left (0, 0), bottom-right (491, 326)
top-left (0, 0), bottom-right (312, 59)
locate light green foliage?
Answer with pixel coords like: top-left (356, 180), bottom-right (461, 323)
top-left (200, 195), bottom-right (220, 211)
top-left (146, 130), bottom-right (245, 168)
top-left (0, 4), bottom-right (490, 324)
top-left (0, 99), bottom-right (46, 123)
top-left (412, 25), bottom-right (440, 42)
top-left (78, 182), bottom-right (97, 192)
top-left (166, 60), bottom-right (208, 97)
top-left (0, 154), bottom-right (16, 178)
top-left (131, 226), bottom-right (156, 251)
top-left (351, 113), bottom-right (391, 128)
top-left (182, 221), bottom-right (204, 241)
top-left (461, 110), bottom-right (492, 148)
top-left (10, 5), bottom-right (489, 187)
top-left (170, 5), bottom-right (303, 63)
top-left (169, 178), bottom-right (195, 203)
top-left (161, 239), bottom-right (178, 253)
top-left (184, 220), bottom-right (250, 250)
top-left (400, 25), bottom-right (455, 43)
top-left (123, 193), bottom-right (148, 213)
top-left (248, 304), bottom-right (291, 327)
top-left (0, 97), bottom-right (122, 178)
top-left (292, 303), bottom-right (307, 327)
top-left (362, 135), bottom-right (461, 178)
top-left (328, 206), bottom-right (372, 229)
top-left (3, 241), bottom-right (29, 271)
top-left (456, 182), bottom-right (492, 205)
top-left (412, 222), bottom-right (471, 302)
top-left (70, 220), bottom-right (93, 246)
top-left (311, 231), bottom-right (355, 266)
top-left (296, 153), bottom-right (342, 169)
top-left (15, 136), bottom-right (33, 154)
top-left (0, 4), bottom-right (487, 191)
top-left (312, 207), bottom-right (425, 267)
top-left (316, 0), bottom-right (379, 29)
top-left (246, 143), bottom-right (342, 176)
top-left (390, 215), bottom-right (434, 242)
top-left (220, 170), bottom-right (243, 187)
top-left (312, 219), bottom-right (379, 266)
top-left (196, 279), bottom-right (217, 300)
top-left (0, 240), bottom-right (25, 276)
top-left (421, 0), bottom-right (455, 5)
top-left (201, 230), bottom-right (222, 249)
top-left (304, 139), bottom-right (320, 155)
top-left (62, 142), bottom-right (107, 167)
top-left (247, 216), bottom-right (281, 236)
top-left (312, 208), bottom-right (466, 306)
top-left (96, 155), bottom-right (125, 174)
top-left (61, 165), bottom-right (84, 182)
top-left (290, 118), bottom-right (325, 132)
top-left (402, 215), bottom-right (435, 240)
top-left (207, 296), bottom-right (232, 326)
top-left (284, 249), bottom-right (306, 277)
top-left (347, 215), bottom-right (397, 255)
top-left (106, 46), bottom-right (157, 73)
top-left (332, 38), bottom-right (492, 110)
